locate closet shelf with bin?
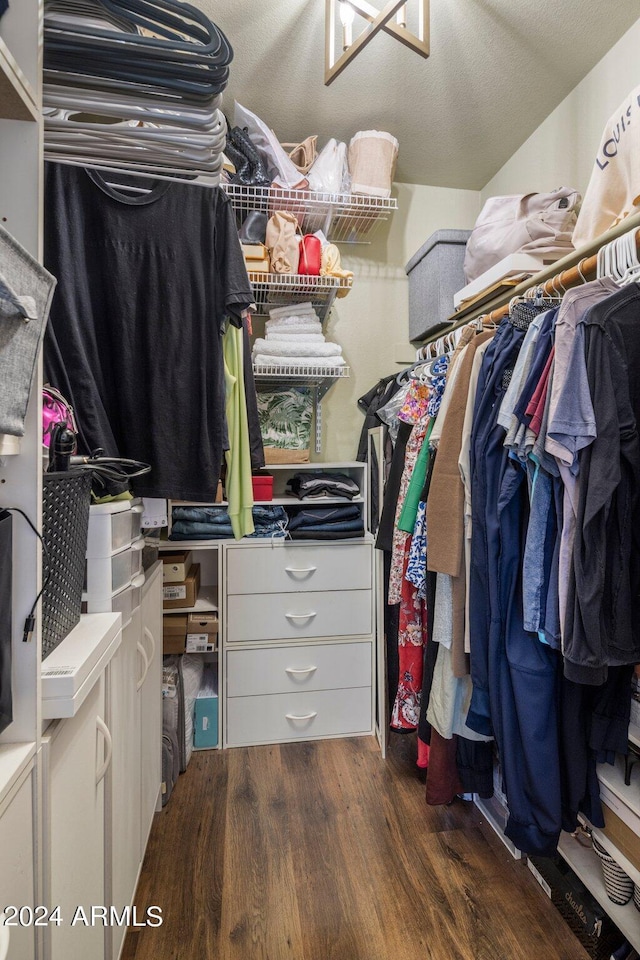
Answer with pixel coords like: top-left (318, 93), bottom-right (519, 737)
top-left (222, 182), bottom-right (398, 245)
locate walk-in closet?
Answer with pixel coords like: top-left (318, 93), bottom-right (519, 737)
top-left (2, 2), bottom-right (640, 958)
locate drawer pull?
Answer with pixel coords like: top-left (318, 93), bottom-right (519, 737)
top-left (285, 711), bottom-right (318, 722)
top-left (285, 666), bottom-right (317, 676)
top-left (285, 566), bottom-right (317, 575)
top-left (285, 612), bottom-right (317, 621)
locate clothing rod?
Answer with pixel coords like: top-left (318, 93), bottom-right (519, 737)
top-left (417, 209), bottom-right (640, 347)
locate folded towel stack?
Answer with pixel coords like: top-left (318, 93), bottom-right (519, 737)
top-left (253, 302), bottom-right (346, 368)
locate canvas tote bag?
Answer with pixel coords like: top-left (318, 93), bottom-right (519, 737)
top-left (463, 187), bottom-right (581, 283)
top-left (265, 211), bottom-right (300, 274)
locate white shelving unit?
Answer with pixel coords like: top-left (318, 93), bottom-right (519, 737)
top-left (247, 271), bottom-right (352, 321)
top-left (222, 182), bottom-right (398, 245)
top-left (558, 831), bottom-right (640, 951)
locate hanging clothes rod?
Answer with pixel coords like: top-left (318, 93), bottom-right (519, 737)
top-left (418, 209), bottom-right (640, 348)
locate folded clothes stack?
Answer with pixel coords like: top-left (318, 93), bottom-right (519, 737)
top-left (287, 504), bottom-right (365, 540)
top-left (252, 302), bottom-right (346, 368)
top-left (286, 472), bottom-right (360, 500)
top-left (170, 505), bottom-right (288, 540)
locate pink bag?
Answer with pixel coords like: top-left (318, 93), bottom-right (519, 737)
top-left (463, 188), bottom-right (581, 283)
top-left (42, 385), bottom-right (77, 449)
top-left (298, 235), bottom-right (321, 276)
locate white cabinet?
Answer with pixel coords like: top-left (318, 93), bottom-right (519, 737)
top-left (0, 762), bottom-right (37, 960)
top-left (139, 565), bottom-right (162, 854)
top-left (44, 674), bottom-right (109, 960)
top-left (223, 540), bottom-right (374, 747)
top-left (106, 609), bottom-right (142, 960)
top-left (106, 563), bottom-right (162, 960)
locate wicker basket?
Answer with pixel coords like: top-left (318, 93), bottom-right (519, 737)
top-left (42, 470), bottom-right (93, 659)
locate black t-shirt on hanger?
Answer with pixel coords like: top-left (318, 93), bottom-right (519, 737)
top-left (43, 162), bottom-right (254, 501)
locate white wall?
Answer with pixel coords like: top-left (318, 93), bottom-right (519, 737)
top-left (482, 17), bottom-right (640, 201)
top-left (318, 182), bottom-right (480, 462)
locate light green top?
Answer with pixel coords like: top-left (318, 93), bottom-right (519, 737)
top-left (223, 324), bottom-right (254, 539)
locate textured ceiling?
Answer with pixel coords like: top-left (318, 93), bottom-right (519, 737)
top-left (198, 0), bottom-right (639, 190)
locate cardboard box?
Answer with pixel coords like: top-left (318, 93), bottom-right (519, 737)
top-left (185, 634), bottom-right (216, 653)
top-left (163, 564), bottom-right (200, 610)
top-left (186, 612), bottom-right (218, 635)
top-left (194, 668), bottom-right (218, 748)
top-left (162, 551), bottom-right (193, 583)
top-left (163, 614), bottom-right (187, 654)
top-left (601, 799), bottom-right (640, 874)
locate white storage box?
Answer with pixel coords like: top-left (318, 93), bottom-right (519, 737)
top-left (83, 572), bottom-right (145, 625)
top-left (84, 539), bottom-right (144, 597)
top-left (86, 500), bottom-right (144, 557)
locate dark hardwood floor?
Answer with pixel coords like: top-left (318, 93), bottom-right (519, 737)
top-left (122, 734), bottom-right (589, 960)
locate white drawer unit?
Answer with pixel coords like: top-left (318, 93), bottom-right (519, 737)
top-left (226, 589), bottom-right (372, 643)
top-left (84, 538), bottom-right (144, 597)
top-left (84, 573), bottom-right (145, 625)
top-left (226, 641), bottom-right (372, 697)
top-left (226, 686), bottom-right (373, 747)
top-left (226, 542), bottom-right (372, 595)
top-left (86, 500), bottom-right (144, 557)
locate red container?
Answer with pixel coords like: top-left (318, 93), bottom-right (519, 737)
top-left (252, 473), bottom-right (273, 501)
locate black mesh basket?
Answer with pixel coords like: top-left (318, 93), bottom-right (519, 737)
top-left (42, 470), bottom-right (93, 659)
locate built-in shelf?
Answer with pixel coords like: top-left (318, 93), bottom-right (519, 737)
top-left (0, 36), bottom-right (38, 122)
top-left (163, 585), bottom-right (219, 616)
top-left (222, 182), bottom-right (397, 245)
top-left (558, 830), bottom-right (640, 951)
top-left (248, 272), bottom-right (352, 321)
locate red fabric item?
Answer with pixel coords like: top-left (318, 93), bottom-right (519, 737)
top-left (425, 730), bottom-right (462, 805)
top-left (525, 347), bottom-right (555, 437)
top-left (417, 737), bottom-right (430, 769)
top-left (298, 235), bottom-right (322, 276)
top-left (390, 547), bottom-right (427, 731)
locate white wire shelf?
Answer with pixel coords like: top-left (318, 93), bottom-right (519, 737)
top-left (247, 272), bottom-right (352, 320)
top-left (223, 182), bottom-right (397, 244)
top-left (253, 363), bottom-right (350, 385)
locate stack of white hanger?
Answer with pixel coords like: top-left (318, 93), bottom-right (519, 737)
top-left (43, 0), bottom-right (232, 183)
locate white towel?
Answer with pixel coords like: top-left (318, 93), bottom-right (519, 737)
top-left (265, 318), bottom-right (323, 333)
top-left (253, 354), bottom-right (346, 367)
top-left (253, 338), bottom-right (342, 358)
top-left (265, 333), bottom-right (326, 343)
top-left (268, 302), bottom-right (318, 321)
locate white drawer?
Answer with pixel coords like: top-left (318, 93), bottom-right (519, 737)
top-left (226, 686), bottom-right (372, 746)
top-left (86, 500), bottom-right (144, 557)
top-left (226, 542), bottom-right (371, 595)
top-left (226, 641), bottom-right (372, 697)
top-left (84, 539), bottom-right (144, 596)
top-left (226, 590), bottom-right (372, 643)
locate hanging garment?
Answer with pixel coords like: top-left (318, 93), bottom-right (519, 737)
top-left (467, 303), bottom-right (563, 856)
top-left (565, 285), bottom-right (640, 684)
top-left (43, 162), bottom-right (254, 500)
top-left (223, 323), bottom-right (254, 539)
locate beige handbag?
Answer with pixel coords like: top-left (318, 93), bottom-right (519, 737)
top-left (321, 244), bottom-right (353, 298)
top-left (282, 136), bottom-right (318, 175)
top-left (463, 188), bottom-right (581, 283)
top-left (241, 243), bottom-right (270, 274)
top-left (265, 211), bottom-right (300, 274)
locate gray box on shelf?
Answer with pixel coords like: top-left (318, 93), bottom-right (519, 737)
top-left (405, 229), bottom-right (471, 341)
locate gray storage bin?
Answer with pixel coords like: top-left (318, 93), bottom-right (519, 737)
top-left (406, 229), bottom-right (471, 341)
